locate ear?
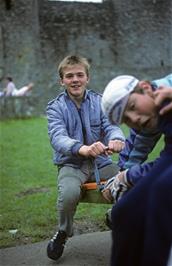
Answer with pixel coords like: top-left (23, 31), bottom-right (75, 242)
top-left (60, 79), bottom-right (64, 86)
top-left (86, 76), bottom-right (90, 83)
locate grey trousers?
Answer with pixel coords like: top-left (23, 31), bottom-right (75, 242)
top-left (57, 162), bottom-right (119, 236)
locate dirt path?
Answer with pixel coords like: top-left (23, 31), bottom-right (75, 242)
top-left (0, 231), bottom-right (112, 266)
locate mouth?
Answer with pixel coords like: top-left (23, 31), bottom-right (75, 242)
top-left (71, 84), bottom-right (80, 88)
top-left (141, 117), bottom-right (158, 131)
top-left (140, 119), bottom-right (150, 130)
top-left (71, 84), bottom-right (81, 89)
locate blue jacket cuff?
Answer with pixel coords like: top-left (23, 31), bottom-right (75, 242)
top-left (71, 143), bottom-right (83, 155)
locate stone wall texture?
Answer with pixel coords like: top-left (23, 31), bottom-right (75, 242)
top-left (0, 0), bottom-right (172, 118)
top-left (0, 96), bottom-right (39, 119)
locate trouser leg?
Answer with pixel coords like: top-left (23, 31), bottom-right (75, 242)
top-left (57, 166), bottom-right (87, 237)
top-left (98, 162), bottom-right (119, 181)
top-left (57, 163), bottom-right (119, 237)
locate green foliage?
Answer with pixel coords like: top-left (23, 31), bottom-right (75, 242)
top-left (0, 118), bottom-right (163, 247)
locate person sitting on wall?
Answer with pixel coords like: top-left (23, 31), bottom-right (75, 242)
top-left (4, 76), bottom-right (34, 97)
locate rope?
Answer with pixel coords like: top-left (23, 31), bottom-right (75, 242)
top-left (93, 159), bottom-right (105, 192)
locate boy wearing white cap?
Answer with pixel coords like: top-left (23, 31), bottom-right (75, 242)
top-left (101, 74), bottom-right (172, 266)
top-left (101, 74), bottom-right (172, 203)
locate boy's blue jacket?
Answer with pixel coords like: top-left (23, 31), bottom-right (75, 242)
top-left (47, 89), bottom-right (125, 169)
top-left (118, 74), bottom-right (172, 185)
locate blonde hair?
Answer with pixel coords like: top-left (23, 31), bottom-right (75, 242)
top-left (58, 55), bottom-right (90, 79)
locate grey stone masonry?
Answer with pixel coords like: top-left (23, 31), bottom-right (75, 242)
top-left (0, 0), bottom-right (171, 117)
top-left (0, 96), bottom-right (40, 119)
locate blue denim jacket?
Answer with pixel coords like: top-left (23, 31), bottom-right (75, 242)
top-left (118, 74), bottom-right (172, 185)
top-left (47, 89), bottom-right (125, 169)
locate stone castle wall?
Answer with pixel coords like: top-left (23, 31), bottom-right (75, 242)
top-left (0, 0), bottom-right (171, 118)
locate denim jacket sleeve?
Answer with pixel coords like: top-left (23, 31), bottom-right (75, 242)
top-left (125, 160), bottom-right (156, 186)
top-left (118, 129), bottom-right (161, 170)
top-left (46, 98), bottom-right (83, 156)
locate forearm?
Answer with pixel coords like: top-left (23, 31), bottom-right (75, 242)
top-left (118, 129), bottom-right (161, 170)
top-left (125, 161), bottom-right (156, 186)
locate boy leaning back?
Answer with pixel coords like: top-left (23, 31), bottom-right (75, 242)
top-left (102, 74), bottom-right (172, 203)
top-left (101, 75), bottom-right (172, 266)
top-left (46, 55), bottom-right (125, 261)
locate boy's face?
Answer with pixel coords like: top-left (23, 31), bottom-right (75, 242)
top-left (60, 64), bottom-right (89, 99)
top-left (122, 91), bottom-right (158, 131)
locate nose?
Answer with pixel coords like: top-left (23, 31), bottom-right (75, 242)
top-left (72, 74), bottom-right (79, 82)
top-left (125, 113), bottom-right (141, 127)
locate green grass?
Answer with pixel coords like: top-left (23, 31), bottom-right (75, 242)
top-left (0, 118), bottom-right (163, 248)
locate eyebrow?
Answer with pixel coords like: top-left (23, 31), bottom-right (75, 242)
top-left (65, 71), bottom-right (85, 75)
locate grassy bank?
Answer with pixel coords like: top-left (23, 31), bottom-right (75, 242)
top-left (0, 117), bottom-right (163, 247)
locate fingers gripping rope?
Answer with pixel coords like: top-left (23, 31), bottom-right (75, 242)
top-left (102, 173), bottom-right (129, 203)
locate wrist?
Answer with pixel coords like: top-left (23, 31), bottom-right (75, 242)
top-left (71, 143), bottom-right (83, 155)
top-left (123, 169), bottom-right (132, 187)
top-left (78, 145), bottom-right (88, 156)
top-left (117, 170), bottom-right (130, 186)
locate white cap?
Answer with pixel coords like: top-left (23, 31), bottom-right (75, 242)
top-left (101, 75), bottom-right (139, 124)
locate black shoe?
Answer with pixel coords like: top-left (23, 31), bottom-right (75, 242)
top-left (105, 208), bottom-right (112, 230)
top-left (47, 230), bottom-right (67, 260)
